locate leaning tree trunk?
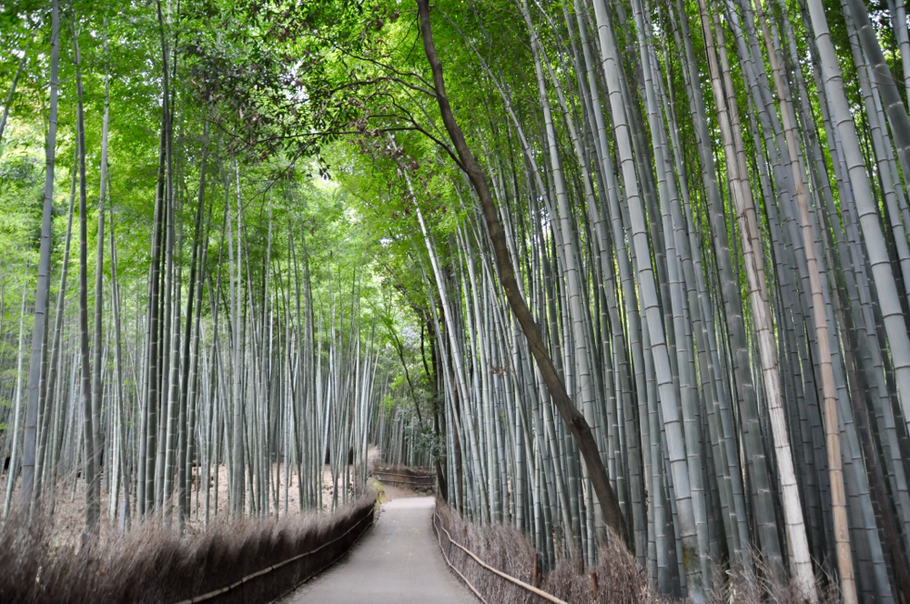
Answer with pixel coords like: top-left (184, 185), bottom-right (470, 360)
top-left (415, 0), bottom-right (628, 546)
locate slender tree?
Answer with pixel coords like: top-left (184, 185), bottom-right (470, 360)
top-left (19, 0), bottom-right (59, 512)
top-left (415, 0), bottom-right (629, 546)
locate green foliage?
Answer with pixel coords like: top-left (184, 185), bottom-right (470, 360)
top-left (0, 126), bottom-right (44, 290)
top-left (0, 149), bottom-right (42, 251)
top-left (183, 0), bottom-right (394, 162)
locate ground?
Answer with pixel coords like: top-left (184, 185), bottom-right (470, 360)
top-left (278, 495), bottom-right (477, 604)
top-left (2, 456), bottom-right (378, 545)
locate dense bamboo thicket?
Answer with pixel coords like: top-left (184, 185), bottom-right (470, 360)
top-left (368, 1), bottom-right (910, 602)
top-left (435, 497), bottom-right (656, 604)
top-left (2, 0), bottom-right (910, 602)
top-left (0, 1), bottom-right (397, 539)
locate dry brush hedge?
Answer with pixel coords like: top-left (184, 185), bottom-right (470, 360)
top-left (433, 498), bottom-right (656, 604)
top-left (433, 500), bottom-right (848, 604)
top-left (0, 494), bottom-right (375, 604)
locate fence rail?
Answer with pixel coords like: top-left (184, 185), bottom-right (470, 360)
top-left (432, 508), bottom-right (567, 604)
top-left (372, 467), bottom-right (436, 492)
top-left (173, 502), bottom-right (375, 604)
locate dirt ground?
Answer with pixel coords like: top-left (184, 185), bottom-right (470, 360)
top-left (279, 496), bottom-right (474, 604)
top-left (2, 448), bottom-right (388, 543)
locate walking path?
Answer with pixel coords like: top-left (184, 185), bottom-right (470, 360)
top-left (280, 496), bottom-right (477, 604)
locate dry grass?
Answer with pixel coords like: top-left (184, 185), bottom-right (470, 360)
top-left (705, 550), bottom-right (843, 604)
top-left (0, 494), bottom-right (375, 604)
top-left (434, 499), bottom-right (656, 604)
top-left (1, 461), bottom-right (369, 548)
top-left (434, 500), bottom-right (845, 604)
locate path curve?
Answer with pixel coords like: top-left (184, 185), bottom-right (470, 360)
top-left (280, 496), bottom-right (477, 604)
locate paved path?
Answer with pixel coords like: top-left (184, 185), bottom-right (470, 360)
top-left (280, 497), bottom-right (477, 604)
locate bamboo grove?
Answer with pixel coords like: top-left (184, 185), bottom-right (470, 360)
top-left (0, 0), bottom-right (401, 541)
top-left (2, 0), bottom-right (910, 603)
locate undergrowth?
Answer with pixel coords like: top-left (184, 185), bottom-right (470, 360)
top-left (0, 494), bottom-right (375, 604)
top-left (434, 499), bottom-right (655, 603)
top-left (434, 499), bottom-right (844, 604)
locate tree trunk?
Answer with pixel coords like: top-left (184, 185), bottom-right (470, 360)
top-left (73, 22), bottom-right (100, 537)
top-left (415, 0), bottom-right (628, 546)
top-left (19, 0), bottom-right (59, 513)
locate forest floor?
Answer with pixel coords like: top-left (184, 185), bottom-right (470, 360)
top-left (3, 460), bottom-right (376, 545)
top-left (278, 496), bottom-right (476, 604)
